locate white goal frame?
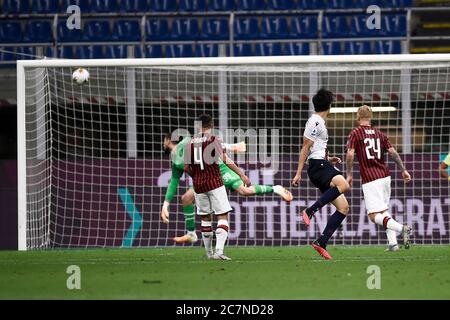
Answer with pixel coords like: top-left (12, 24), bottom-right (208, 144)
top-left (17, 54), bottom-right (450, 251)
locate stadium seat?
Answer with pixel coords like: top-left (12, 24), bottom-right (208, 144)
top-left (236, 0), bottom-right (266, 11)
top-left (350, 15), bottom-right (382, 37)
top-left (89, 0), bottom-right (118, 13)
top-left (284, 42), bottom-right (310, 55)
top-left (75, 46), bottom-right (105, 59)
top-left (261, 16), bottom-right (289, 39)
top-left (171, 18), bottom-right (199, 40)
top-left (31, 0), bottom-right (58, 13)
top-left (58, 46), bottom-right (75, 59)
top-left (357, 0), bottom-right (384, 8)
top-left (165, 44), bottom-right (193, 58)
top-left (0, 48), bottom-right (15, 61)
top-left (58, 21), bottom-right (82, 42)
top-left (322, 15), bottom-right (349, 38)
top-left (83, 21), bottom-right (111, 41)
top-left (297, 0), bottom-right (325, 10)
top-left (322, 42), bottom-right (341, 55)
top-left (327, 0), bottom-right (354, 9)
top-left (24, 21), bottom-right (53, 43)
top-left (384, 14), bottom-right (407, 36)
top-left (196, 43), bottom-right (221, 57)
top-left (16, 47), bottom-right (36, 60)
top-left (344, 41), bottom-right (372, 54)
top-left (145, 44), bottom-right (163, 58)
top-left (207, 0), bottom-right (235, 11)
top-left (375, 40), bottom-right (402, 54)
top-left (0, 22), bottom-right (22, 43)
top-left (145, 19), bottom-right (170, 41)
top-left (112, 20), bottom-right (141, 41)
top-left (2, 0), bottom-right (30, 14)
top-left (290, 16), bottom-right (318, 39)
top-left (234, 43), bottom-right (253, 56)
top-left (61, 0), bottom-right (90, 12)
top-left (179, 0), bottom-right (207, 12)
top-left (234, 17), bottom-right (259, 40)
top-left (388, 0), bottom-right (413, 7)
top-left (149, 0), bottom-right (177, 12)
top-left (118, 0), bottom-right (148, 12)
top-left (266, 0), bottom-right (294, 10)
top-left (106, 45), bottom-right (142, 59)
top-left (201, 18), bottom-right (229, 40)
top-left (255, 43), bottom-right (282, 56)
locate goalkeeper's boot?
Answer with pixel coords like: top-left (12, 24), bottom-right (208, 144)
top-left (402, 225), bottom-right (412, 250)
top-left (273, 185), bottom-right (293, 202)
top-left (212, 251), bottom-right (232, 261)
top-left (174, 231), bottom-right (198, 244)
top-left (385, 244), bottom-right (400, 252)
top-left (301, 210), bottom-right (312, 227)
top-left (311, 240), bottom-right (332, 260)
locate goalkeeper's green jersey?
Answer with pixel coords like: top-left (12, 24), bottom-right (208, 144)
top-left (164, 138), bottom-right (243, 201)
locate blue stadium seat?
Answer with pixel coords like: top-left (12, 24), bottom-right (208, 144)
top-left (145, 44), bottom-right (163, 58)
top-left (61, 0), bottom-right (90, 12)
top-left (234, 43), bottom-right (253, 56)
top-left (58, 46), bottom-right (75, 59)
top-left (112, 20), bottom-right (141, 41)
top-left (322, 42), bottom-right (341, 55)
top-left (2, 0), bottom-right (30, 14)
top-left (266, 0), bottom-right (294, 10)
top-left (75, 46), bottom-right (105, 59)
top-left (388, 0), bottom-right (413, 7)
top-left (106, 45), bottom-right (142, 59)
top-left (0, 22), bottom-right (22, 43)
top-left (201, 18), bottom-right (229, 40)
top-left (149, 0), bottom-right (177, 12)
top-left (166, 44), bottom-right (194, 58)
top-left (261, 16), bottom-right (288, 39)
top-left (350, 15), bottom-right (382, 37)
top-left (32, 0), bottom-right (58, 13)
top-left (357, 0), bottom-right (384, 8)
top-left (290, 16), bottom-right (318, 39)
top-left (16, 47), bottom-right (36, 60)
top-left (284, 42), bottom-right (310, 55)
top-left (58, 21), bottom-right (82, 42)
top-left (255, 43), bottom-right (282, 56)
top-left (322, 15), bottom-right (349, 38)
top-left (207, 0), bottom-right (235, 11)
top-left (196, 43), bottom-right (220, 57)
top-left (384, 14), bottom-right (406, 36)
top-left (145, 19), bottom-right (170, 41)
top-left (327, 0), bottom-right (354, 9)
top-left (344, 41), bottom-right (372, 54)
top-left (375, 40), bottom-right (401, 54)
top-left (83, 21), bottom-right (111, 41)
top-left (236, 0), bottom-right (266, 11)
top-left (234, 17), bottom-right (259, 40)
top-left (90, 0), bottom-right (118, 13)
top-left (171, 18), bottom-right (199, 40)
top-left (24, 21), bottom-right (53, 43)
top-left (179, 0), bottom-right (207, 12)
top-left (0, 48), bottom-right (15, 61)
top-left (118, 0), bottom-right (148, 12)
top-left (297, 0), bottom-right (325, 9)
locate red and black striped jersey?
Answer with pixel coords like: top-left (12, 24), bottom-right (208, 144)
top-left (185, 133), bottom-right (224, 193)
top-left (347, 125), bottom-right (392, 184)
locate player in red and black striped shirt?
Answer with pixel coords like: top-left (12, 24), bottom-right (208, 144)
top-left (184, 114), bottom-right (250, 260)
top-left (346, 105), bottom-right (413, 251)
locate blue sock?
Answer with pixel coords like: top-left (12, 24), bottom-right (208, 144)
top-left (306, 187), bottom-right (341, 217)
top-left (317, 211), bottom-right (347, 247)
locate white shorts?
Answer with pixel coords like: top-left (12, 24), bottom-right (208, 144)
top-left (194, 186), bottom-right (233, 216)
top-left (362, 176), bottom-right (391, 214)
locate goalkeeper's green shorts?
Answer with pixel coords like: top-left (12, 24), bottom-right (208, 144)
top-left (220, 166), bottom-right (244, 191)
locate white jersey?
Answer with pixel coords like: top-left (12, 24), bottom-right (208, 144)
top-left (303, 114), bottom-right (328, 162)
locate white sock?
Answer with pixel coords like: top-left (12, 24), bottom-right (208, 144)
top-left (374, 212), bottom-right (403, 233)
top-left (386, 229), bottom-right (398, 246)
top-left (215, 219), bottom-right (229, 255)
top-left (201, 221), bottom-right (213, 257)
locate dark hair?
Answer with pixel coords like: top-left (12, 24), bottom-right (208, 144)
top-left (312, 89), bottom-right (334, 112)
top-left (198, 114), bottom-right (213, 129)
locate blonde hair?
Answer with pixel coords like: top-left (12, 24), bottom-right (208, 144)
top-left (357, 105), bottom-right (373, 121)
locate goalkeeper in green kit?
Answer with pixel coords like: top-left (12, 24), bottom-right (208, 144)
top-left (161, 133), bottom-right (294, 243)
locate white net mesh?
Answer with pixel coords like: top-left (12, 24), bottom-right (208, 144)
top-left (21, 58), bottom-right (450, 249)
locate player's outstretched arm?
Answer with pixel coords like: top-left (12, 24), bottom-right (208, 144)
top-left (221, 153), bottom-right (251, 186)
top-left (223, 142), bottom-right (247, 154)
top-left (388, 147), bottom-right (412, 183)
top-left (292, 137), bottom-right (314, 186)
top-left (346, 148), bottom-right (355, 186)
top-left (161, 170), bottom-right (182, 224)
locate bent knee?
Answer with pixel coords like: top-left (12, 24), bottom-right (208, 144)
top-left (181, 193), bottom-right (193, 206)
top-left (238, 187), bottom-right (253, 196)
top-left (338, 204), bottom-right (350, 215)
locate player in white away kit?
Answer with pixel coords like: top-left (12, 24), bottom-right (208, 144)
top-left (346, 105), bottom-right (413, 251)
top-left (292, 89), bottom-right (351, 260)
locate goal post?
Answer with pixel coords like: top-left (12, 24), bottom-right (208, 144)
top-left (17, 54), bottom-right (450, 250)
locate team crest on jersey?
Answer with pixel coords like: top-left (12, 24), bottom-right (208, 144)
top-left (311, 128), bottom-right (317, 136)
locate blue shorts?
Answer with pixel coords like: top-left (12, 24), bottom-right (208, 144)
top-left (307, 159), bottom-right (343, 193)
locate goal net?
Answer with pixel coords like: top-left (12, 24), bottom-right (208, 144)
top-left (18, 55), bottom-right (450, 250)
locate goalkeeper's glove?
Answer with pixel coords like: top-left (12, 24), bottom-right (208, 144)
top-left (223, 141), bottom-right (247, 154)
top-left (161, 201), bottom-right (170, 224)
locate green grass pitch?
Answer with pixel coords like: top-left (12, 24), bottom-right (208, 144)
top-left (0, 246), bottom-right (449, 299)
